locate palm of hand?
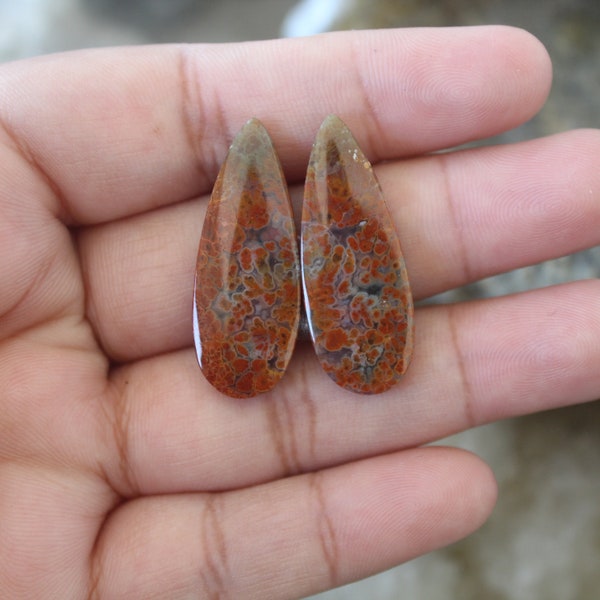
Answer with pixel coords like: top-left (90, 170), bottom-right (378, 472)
top-left (1, 28), bottom-right (599, 599)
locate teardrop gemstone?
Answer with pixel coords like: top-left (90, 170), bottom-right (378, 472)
top-left (301, 115), bottom-right (414, 394)
top-left (194, 119), bottom-right (300, 398)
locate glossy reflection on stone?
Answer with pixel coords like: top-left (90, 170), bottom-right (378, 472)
top-left (194, 119), bottom-right (300, 398)
top-left (301, 115), bottom-right (414, 394)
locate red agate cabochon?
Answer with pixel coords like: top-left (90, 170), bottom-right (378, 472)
top-left (301, 115), bottom-right (414, 394)
top-left (194, 119), bottom-right (300, 398)
top-left (194, 115), bottom-right (413, 398)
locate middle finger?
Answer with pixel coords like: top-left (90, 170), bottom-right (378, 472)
top-left (79, 129), bottom-right (600, 361)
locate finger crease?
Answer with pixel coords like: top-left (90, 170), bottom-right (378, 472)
top-left (437, 153), bottom-right (473, 283)
top-left (87, 514), bottom-right (107, 600)
top-left (0, 241), bottom-right (70, 342)
top-left (86, 486), bottom-right (123, 600)
top-left (349, 40), bottom-right (384, 163)
top-left (178, 45), bottom-right (229, 193)
top-left (199, 495), bottom-right (231, 600)
top-left (265, 386), bottom-right (302, 477)
top-left (75, 232), bottom-right (110, 360)
top-left (287, 351), bottom-right (319, 465)
top-left (309, 471), bottom-right (340, 587)
top-left (447, 303), bottom-right (478, 429)
top-left (105, 378), bottom-right (141, 497)
top-left (87, 543), bottom-right (102, 600)
top-left (0, 115), bottom-right (71, 223)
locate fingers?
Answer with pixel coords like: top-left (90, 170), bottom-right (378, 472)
top-left (386, 129), bottom-right (600, 298)
top-left (0, 461), bottom-right (113, 599)
top-left (445, 286), bottom-right (600, 426)
top-left (93, 447), bottom-right (496, 599)
top-left (78, 129), bottom-right (600, 362)
top-left (99, 280), bottom-right (600, 496)
top-left (0, 27), bottom-right (549, 225)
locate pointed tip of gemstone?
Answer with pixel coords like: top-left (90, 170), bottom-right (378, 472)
top-left (315, 115), bottom-right (338, 137)
top-left (318, 114), bottom-right (352, 136)
top-left (242, 116), bottom-right (266, 131)
top-left (230, 118), bottom-right (274, 157)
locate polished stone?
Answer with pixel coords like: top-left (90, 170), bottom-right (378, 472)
top-left (194, 119), bottom-right (300, 398)
top-left (302, 115), bottom-right (413, 394)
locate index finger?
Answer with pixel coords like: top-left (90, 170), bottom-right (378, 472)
top-left (0, 26), bottom-right (550, 225)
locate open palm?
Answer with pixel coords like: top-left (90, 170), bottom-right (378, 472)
top-left (1, 27), bottom-right (599, 599)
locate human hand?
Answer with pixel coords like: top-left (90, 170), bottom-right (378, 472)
top-left (1, 26), bottom-right (599, 599)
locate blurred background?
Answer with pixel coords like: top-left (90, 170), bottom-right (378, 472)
top-left (1, 1), bottom-right (598, 598)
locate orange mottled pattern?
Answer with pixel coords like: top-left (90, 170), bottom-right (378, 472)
top-left (301, 115), bottom-right (414, 394)
top-left (194, 119), bottom-right (300, 398)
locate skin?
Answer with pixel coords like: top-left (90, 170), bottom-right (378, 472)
top-left (0, 26), bottom-right (599, 599)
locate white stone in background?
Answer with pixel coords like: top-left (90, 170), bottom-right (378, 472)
top-left (281, 0), bottom-right (350, 37)
top-left (0, 0), bottom-right (147, 61)
top-left (0, 0), bottom-right (54, 58)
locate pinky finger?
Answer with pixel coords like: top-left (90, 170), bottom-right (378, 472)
top-left (92, 447), bottom-right (496, 599)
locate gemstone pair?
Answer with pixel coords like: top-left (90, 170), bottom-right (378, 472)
top-left (193, 115), bottom-right (413, 398)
